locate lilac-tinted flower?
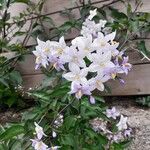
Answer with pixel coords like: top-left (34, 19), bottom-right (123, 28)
top-left (34, 122), bottom-right (47, 140)
top-left (119, 78), bottom-right (125, 85)
top-left (113, 132), bottom-right (123, 143)
top-left (106, 107), bottom-right (120, 119)
top-left (89, 96), bottom-right (96, 104)
top-left (70, 82), bottom-right (92, 99)
top-left (103, 67), bottom-right (121, 79)
top-left (31, 139), bottom-right (48, 150)
top-left (116, 115), bottom-right (128, 131)
top-left (90, 117), bottom-right (107, 133)
top-left (63, 63), bottom-right (88, 84)
top-left (121, 56), bottom-right (132, 75)
top-left (48, 55), bottom-right (65, 71)
top-left (124, 128), bottom-right (132, 137)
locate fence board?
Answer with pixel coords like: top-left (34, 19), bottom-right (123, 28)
top-left (42, 0), bottom-right (150, 27)
top-left (100, 63), bottom-right (150, 96)
top-left (22, 74), bottom-right (45, 90)
top-left (21, 63), bottom-right (150, 95)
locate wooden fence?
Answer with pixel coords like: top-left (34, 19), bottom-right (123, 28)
top-left (10, 0), bottom-right (150, 95)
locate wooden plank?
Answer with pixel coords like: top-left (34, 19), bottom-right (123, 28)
top-left (8, 0), bottom-right (150, 45)
top-left (42, 0), bottom-right (150, 27)
top-left (22, 74), bottom-right (45, 90)
top-left (21, 64), bottom-right (150, 95)
top-left (100, 63), bottom-right (150, 96)
top-left (16, 54), bottom-right (42, 75)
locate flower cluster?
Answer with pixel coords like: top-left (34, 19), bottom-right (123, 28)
top-left (52, 114), bottom-right (64, 138)
top-left (33, 9), bottom-right (132, 101)
top-left (90, 107), bottom-right (133, 144)
top-left (31, 122), bottom-right (60, 150)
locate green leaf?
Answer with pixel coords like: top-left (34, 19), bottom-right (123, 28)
top-left (97, 134), bottom-right (108, 145)
top-left (5, 97), bottom-right (16, 107)
top-left (10, 141), bottom-right (22, 150)
top-left (84, 129), bottom-right (96, 139)
top-left (129, 20), bottom-right (139, 32)
top-left (14, 31), bottom-right (26, 36)
top-left (0, 144), bottom-right (7, 150)
top-left (9, 71), bottom-right (22, 85)
top-left (0, 78), bottom-right (9, 87)
top-left (137, 40), bottom-right (150, 56)
top-left (61, 134), bottom-right (75, 146)
top-left (50, 86), bottom-right (69, 97)
top-left (0, 125), bottom-right (25, 141)
top-left (127, 3), bottom-right (132, 16)
top-left (109, 7), bottom-right (128, 20)
top-left (28, 91), bottom-right (50, 101)
top-left (22, 107), bottom-right (41, 121)
top-left (64, 116), bottom-right (77, 130)
top-left (12, 0), bottom-right (30, 4)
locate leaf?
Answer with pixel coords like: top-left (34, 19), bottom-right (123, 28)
top-left (127, 3), bottom-right (132, 16)
top-left (0, 125), bottom-right (25, 141)
top-left (10, 141), bottom-right (22, 150)
top-left (64, 116), bottom-right (77, 129)
top-left (12, 0), bottom-right (30, 4)
top-left (9, 71), bottom-right (22, 85)
top-left (129, 20), bottom-right (139, 33)
top-left (5, 97), bottom-right (17, 107)
top-left (137, 40), bottom-right (150, 57)
top-left (0, 144), bottom-right (7, 150)
top-left (0, 78), bottom-right (9, 87)
top-left (109, 7), bottom-right (128, 20)
top-left (84, 129), bottom-right (96, 139)
top-left (111, 140), bottom-right (131, 150)
top-left (61, 134), bottom-right (75, 146)
top-left (97, 134), bottom-right (108, 146)
top-left (28, 91), bottom-right (50, 101)
top-left (50, 86), bottom-right (69, 97)
top-left (22, 107), bottom-right (42, 121)
top-left (14, 31), bottom-right (26, 36)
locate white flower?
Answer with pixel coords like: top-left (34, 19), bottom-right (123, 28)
top-left (49, 146), bottom-right (61, 150)
top-left (34, 122), bottom-right (47, 140)
top-left (88, 9), bottom-right (97, 20)
top-left (63, 63), bottom-right (88, 84)
top-left (99, 20), bottom-right (107, 28)
top-left (61, 46), bottom-right (86, 68)
top-left (50, 36), bottom-right (69, 58)
top-left (116, 115), bottom-right (128, 131)
top-left (88, 73), bottom-right (110, 91)
top-left (89, 96), bottom-right (95, 104)
top-left (106, 107), bottom-right (120, 119)
top-left (72, 35), bottom-right (95, 57)
top-left (88, 51), bottom-right (115, 72)
top-left (52, 131), bottom-right (57, 138)
top-left (33, 39), bottom-right (49, 69)
top-left (113, 132), bottom-right (124, 143)
top-left (31, 139), bottom-right (48, 150)
top-left (92, 31), bottom-right (116, 51)
top-left (69, 81), bottom-right (92, 99)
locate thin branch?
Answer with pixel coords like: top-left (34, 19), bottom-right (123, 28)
top-left (132, 37), bottom-right (150, 41)
top-left (2, 0), bottom-right (11, 39)
top-left (50, 98), bottom-right (75, 126)
top-left (101, 0), bottom-right (122, 9)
